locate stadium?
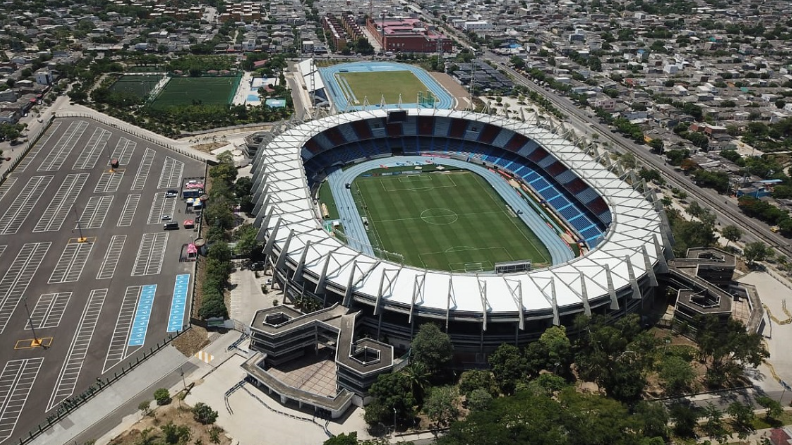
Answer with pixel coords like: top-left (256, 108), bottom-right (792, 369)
top-left (249, 107), bottom-right (672, 359)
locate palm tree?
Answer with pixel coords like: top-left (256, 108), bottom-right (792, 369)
top-left (404, 362), bottom-right (430, 404)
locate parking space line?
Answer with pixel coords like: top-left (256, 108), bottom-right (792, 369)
top-left (33, 173), bottom-right (89, 233)
top-left (96, 235), bottom-right (126, 280)
top-left (26, 292), bottom-right (71, 330)
top-left (157, 157), bottom-right (184, 189)
top-left (38, 120), bottom-right (88, 172)
top-left (110, 138), bottom-right (136, 165)
top-left (131, 148), bottom-right (155, 191)
top-left (147, 192), bottom-right (177, 224)
top-left (78, 196), bottom-right (114, 230)
top-left (0, 357), bottom-right (44, 443)
top-left (72, 128), bottom-right (110, 170)
top-left (102, 286), bottom-right (140, 373)
top-left (0, 242), bottom-right (50, 334)
top-left (46, 289), bottom-right (106, 412)
top-left (94, 171), bottom-right (124, 194)
top-left (48, 241), bottom-right (93, 284)
top-left (117, 194), bottom-right (141, 227)
top-left (131, 233), bottom-right (168, 276)
top-left (15, 121), bottom-right (61, 172)
top-left (167, 274), bottom-right (190, 332)
top-left (0, 246), bottom-right (5, 260)
top-left (0, 176), bottom-right (52, 235)
top-left (128, 285), bottom-right (155, 347)
top-left (0, 178), bottom-right (17, 203)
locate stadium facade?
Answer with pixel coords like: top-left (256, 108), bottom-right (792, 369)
top-left (248, 108), bottom-right (673, 361)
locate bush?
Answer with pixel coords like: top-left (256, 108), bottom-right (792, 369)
top-left (192, 402), bottom-right (218, 425)
top-left (154, 388), bottom-right (171, 405)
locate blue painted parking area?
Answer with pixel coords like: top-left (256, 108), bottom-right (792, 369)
top-left (167, 274), bottom-right (189, 332)
top-left (128, 285), bottom-right (156, 346)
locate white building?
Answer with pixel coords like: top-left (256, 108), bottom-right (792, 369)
top-left (462, 21), bottom-right (493, 32)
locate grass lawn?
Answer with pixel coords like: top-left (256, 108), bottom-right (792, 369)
top-left (351, 171), bottom-right (552, 272)
top-left (109, 75), bottom-right (163, 98)
top-left (338, 70), bottom-right (428, 105)
top-left (150, 76), bottom-right (239, 108)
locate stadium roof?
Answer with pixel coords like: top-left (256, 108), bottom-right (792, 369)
top-left (253, 108), bottom-right (667, 318)
top-left (297, 59), bottom-right (325, 94)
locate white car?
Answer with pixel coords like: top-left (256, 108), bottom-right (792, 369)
top-left (161, 215), bottom-right (172, 221)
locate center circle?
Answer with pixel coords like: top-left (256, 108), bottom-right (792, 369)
top-left (420, 208), bottom-right (458, 225)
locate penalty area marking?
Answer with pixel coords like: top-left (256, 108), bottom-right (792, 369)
top-left (418, 246), bottom-right (514, 272)
top-left (378, 174), bottom-right (458, 192)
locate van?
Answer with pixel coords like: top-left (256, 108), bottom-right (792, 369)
top-left (163, 222), bottom-right (179, 230)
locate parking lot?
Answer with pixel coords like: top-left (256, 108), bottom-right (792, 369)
top-left (0, 118), bottom-right (205, 444)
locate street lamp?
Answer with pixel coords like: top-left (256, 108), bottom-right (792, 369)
top-left (23, 299), bottom-right (42, 347)
top-left (780, 380), bottom-right (791, 404)
top-left (392, 407), bottom-right (397, 437)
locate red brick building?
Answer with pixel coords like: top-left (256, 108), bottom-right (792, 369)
top-left (366, 17), bottom-right (452, 53)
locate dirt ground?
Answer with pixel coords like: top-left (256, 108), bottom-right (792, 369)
top-left (108, 399), bottom-right (232, 445)
top-left (190, 142), bottom-right (226, 153)
top-left (172, 326), bottom-right (210, 357)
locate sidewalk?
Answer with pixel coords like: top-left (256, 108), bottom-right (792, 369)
top-left (30, 345), bottom-right (192, 445)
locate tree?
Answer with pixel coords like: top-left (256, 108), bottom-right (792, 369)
top-left (649, 138), bottom-right (664, 153)
top-left (402, 362), bottom-right (430, 403)
top-left (458, 370), bottom-right (497, 397)
top-left (411, 323), bottom-right (452, 374)
top-left (721, 225), bottom-right (743, 247)
top-left (153, 388), bottom-right (171, 405)
top-left (138, 400), bottom-right (151, 417)
top-left (687, 200), bottom-right (704, 217)
top-left (209, 426), bottom-right (223, 444)
top-left (192, 402), bottom-right (218, 424)
top-left (210, 152), bottom-right (237, 183)
top-left (659, 355), bottom-right (696, 395)
top-left (466, 388), bottom-right (493, 412)
top-left (619, 152), bottom-right (637, 169)
top-left (488, 343), bottom-right (526, 395)
top-left (234, 223), bottom-right (260, 258)
top-left (423, 386), bottom-right (459, 428)
top-left (670, 402), bottom-right (698, 438)
top-left (538, 325), bottom-right (572, 373)
top-left (633, 401), bottom-right (669, 441)
top-left (756, 395), bottom-right (783, 421)
top-left (744, 241), bottom-right (773, 264)
top-left (727, 401), bottom-right (755, 439)
top-left (323, 432), bottom-right (358, 445)
top-left (160, 421), bottom-right (191, 444)
top-left (697, 317), bottom-right (768, 387)
top-left (701, 403), bottom-right (729, 443)
top-left (364, 372), bottom-right (416, 427)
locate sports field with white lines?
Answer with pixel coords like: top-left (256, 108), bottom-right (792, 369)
top-left (352, 171), bottom-right (551, 272)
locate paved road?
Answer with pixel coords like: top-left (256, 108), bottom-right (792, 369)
top-left (482, 50), bottom-right (792, 258)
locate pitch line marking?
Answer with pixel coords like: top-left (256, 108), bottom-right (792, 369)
top-left (471, 173), bottom-right (551, 265)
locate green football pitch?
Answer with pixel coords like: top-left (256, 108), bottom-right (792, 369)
top-left (150, 76), bottom-right (240, 108)
top-left (352, 171), bottom-right (552, 272)
top-left (109, 75), bottom-right (162, 98)
top-left (337, 71), bottom-right (428, 105)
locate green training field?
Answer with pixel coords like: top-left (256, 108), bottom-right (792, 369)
top-left (338, 70), bottom-right (428, 105)
top-left (108, 75), bottom-right (163, 98)
top-left (150, 76), bottom-right (240, 108)
top-left (352, 171), bottom-right (552, 272)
